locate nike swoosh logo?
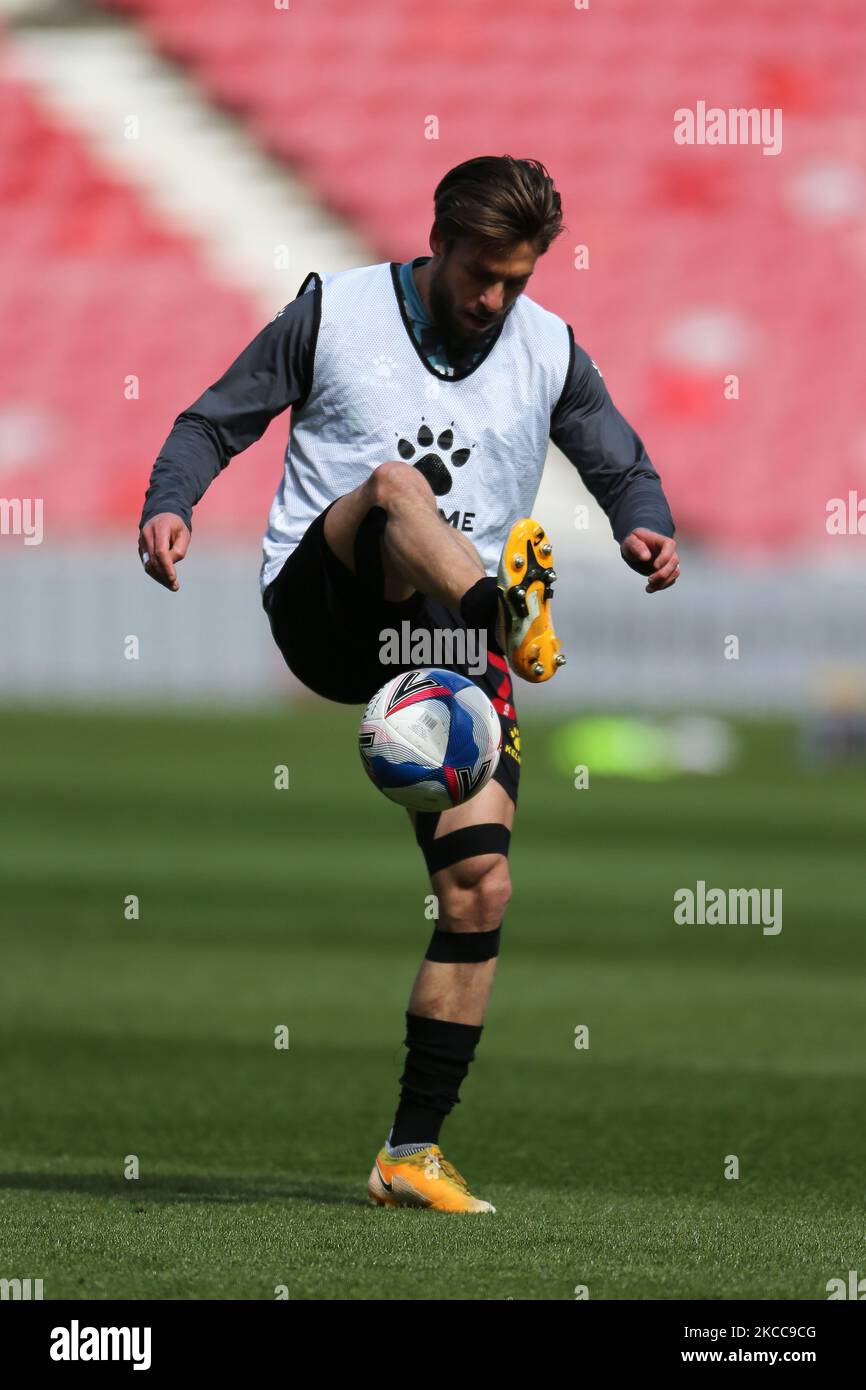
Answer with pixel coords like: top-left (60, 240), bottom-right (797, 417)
top-left (375, 1163), bottom-right (393, 1192)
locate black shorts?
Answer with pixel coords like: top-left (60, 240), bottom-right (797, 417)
top-left (262, 500), bottom-right (520, 805)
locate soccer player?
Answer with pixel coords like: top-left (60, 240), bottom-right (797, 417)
top-left (138, 156), bottom-right (679, 1213)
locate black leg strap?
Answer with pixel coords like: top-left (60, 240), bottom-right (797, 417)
top-left (425, 925), bottom-right (501, 963)
top-left (353, 504), bottom-right (388, 600)
top-left (415, 817), bottom-right (511, 876)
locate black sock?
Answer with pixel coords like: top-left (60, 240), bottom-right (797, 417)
top-left (459, 576), bottom-right (500, 651)
top-left (389, 1012), bottom-right (483, 1147)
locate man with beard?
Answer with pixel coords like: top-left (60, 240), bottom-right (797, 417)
top-left (138, 155), bottom-right (679, 1212)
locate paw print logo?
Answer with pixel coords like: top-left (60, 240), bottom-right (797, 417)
top-left (396, 420), bottom-right (473, 496)
top-left (372, 354), bottom-right (399, 380)
top-left (361, 355), bottom-right (402, 390)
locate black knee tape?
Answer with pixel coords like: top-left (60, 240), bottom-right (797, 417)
top-left (425, 925), bottom-right (502, 963)
top-left (353, 504), bottom-right (387, 600)
top-left (415, 819), bottom-right (511, 877)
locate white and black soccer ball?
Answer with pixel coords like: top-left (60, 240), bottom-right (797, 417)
top-left (358, 668), bottom-right (502, 811)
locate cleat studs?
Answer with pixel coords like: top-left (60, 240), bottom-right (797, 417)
top-left (512, 554), bottom-right (525, 569)
top-left (554, 653), bottom-right (567, 667)
top-left (511, 583), bottom-right (529, 618)
top-left (547, 569), bottom-right (557, 583)
top-left (540, 542), bottom-right (553, 556)
top-left (532, 662), bottom-right (545, 677)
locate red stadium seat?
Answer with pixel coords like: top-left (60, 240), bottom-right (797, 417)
top-left (0, 49), bottom-right (274, 536)
top-left (14, 1), bottom-right (866, 551)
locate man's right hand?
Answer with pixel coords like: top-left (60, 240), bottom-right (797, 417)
top-left (138, 513), bottom-right (191, 592)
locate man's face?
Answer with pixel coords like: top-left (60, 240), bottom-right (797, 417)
top-left (427, 234), bottom-right (539, 354)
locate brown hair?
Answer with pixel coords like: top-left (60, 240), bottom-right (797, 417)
top-left (433, 156), bottom-right (565, 255)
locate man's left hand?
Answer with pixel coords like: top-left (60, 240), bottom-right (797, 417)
top-left (620, 528), bottom-right (680, 593)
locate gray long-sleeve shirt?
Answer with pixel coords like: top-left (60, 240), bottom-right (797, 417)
top-left (139, 269), bottom-right (674, 544)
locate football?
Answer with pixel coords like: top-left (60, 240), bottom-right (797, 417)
top-left (358, 668), bottom-right (502, 811)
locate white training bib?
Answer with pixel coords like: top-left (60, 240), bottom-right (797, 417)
top-left (260, 261), bottom-right (571, 593)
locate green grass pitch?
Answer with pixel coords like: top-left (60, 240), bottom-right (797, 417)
top-left (1, 705), bottom-right (864, 1300)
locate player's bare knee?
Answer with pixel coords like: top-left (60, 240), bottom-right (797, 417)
top-left (368, 460), bottom-right (435, 513)
top-left (438, 859), bottom-right (511, 934)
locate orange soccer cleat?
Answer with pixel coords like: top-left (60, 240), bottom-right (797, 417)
top-left (367, 1144), bottom-right (496, 1213)
top-left (496, 518), bottom-right (565, 682)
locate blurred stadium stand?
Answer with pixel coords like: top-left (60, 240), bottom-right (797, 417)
top-left (0, 32), bottom-right (263, 531)
top-left (96, 0), bottom-right (866, 555)
top-left (1, 0), bottom-right (865, 706)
